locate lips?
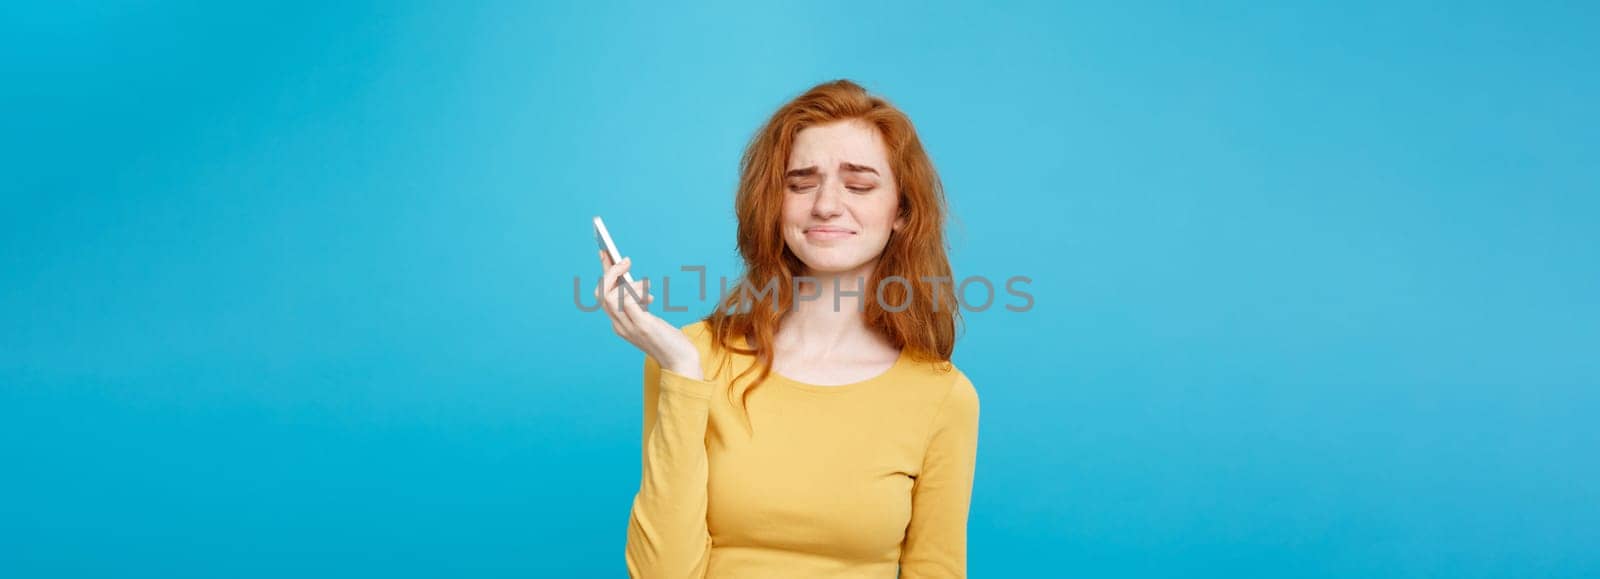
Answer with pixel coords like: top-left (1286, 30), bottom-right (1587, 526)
top-left (804, 226), bottom-right (856, 240)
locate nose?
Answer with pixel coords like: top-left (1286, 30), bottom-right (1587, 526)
top-left (811, 181), bottom-right (844, 219)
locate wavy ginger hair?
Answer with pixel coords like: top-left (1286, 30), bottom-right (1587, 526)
top-left (704, 79), bottom-right (960, 429)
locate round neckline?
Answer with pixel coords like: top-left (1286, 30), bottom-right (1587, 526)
top-left (770, 348), bottom-right (909, 394)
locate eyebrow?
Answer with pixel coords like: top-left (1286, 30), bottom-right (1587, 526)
top-left (785, 162), bottom-right (881, 179)
top-left (841, 162), bottom-right (879, 175)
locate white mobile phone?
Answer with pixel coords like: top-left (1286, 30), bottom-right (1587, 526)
top-left (592, 216), bottom-right (637, 285)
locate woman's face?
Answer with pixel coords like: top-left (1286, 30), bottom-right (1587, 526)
top-left (781, 120), bottom-right (905, 278)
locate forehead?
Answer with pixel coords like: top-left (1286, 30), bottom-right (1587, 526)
top-left (787, 120), bottom-right (890, 169)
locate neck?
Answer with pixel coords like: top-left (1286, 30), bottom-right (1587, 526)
top-left (779, 261), bottom-right (888, 357)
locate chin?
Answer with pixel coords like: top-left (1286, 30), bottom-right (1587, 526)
top-left (795, 253), bottom-right (875, 276)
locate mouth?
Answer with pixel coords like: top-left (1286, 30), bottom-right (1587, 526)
top-left (804, 226), bottom-right (857, 240)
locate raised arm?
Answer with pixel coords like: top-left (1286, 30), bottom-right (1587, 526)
top-left (625, 354), bottom-right (715, 578)
top-left (590, 250), bottom-right (715, 577)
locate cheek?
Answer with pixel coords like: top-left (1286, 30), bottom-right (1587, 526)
top-left (864, 195), bottom-right (900, 229)
top-left (781, 198), bottom-right (808, 229)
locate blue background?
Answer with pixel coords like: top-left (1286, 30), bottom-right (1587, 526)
top-left (3, 1), bottom-right (1596, 577)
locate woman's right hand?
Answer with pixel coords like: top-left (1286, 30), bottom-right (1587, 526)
top-left (594, 250), bottom-right (704, 380)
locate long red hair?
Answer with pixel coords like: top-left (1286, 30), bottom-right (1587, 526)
top-left (704, 79), bottom-right (960, 427)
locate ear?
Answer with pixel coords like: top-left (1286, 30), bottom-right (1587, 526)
top-left (892, 190), bottom-right (910, 232)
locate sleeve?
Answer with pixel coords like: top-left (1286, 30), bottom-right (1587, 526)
top-left (898, 374), bottom-right (981, 578)
top-left (624, 352), bottom-right (717, 578)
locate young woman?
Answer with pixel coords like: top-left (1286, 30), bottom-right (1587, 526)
top-left (595, 79), bottom-right (979, 578)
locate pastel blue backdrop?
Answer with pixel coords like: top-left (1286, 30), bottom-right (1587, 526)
top-left (3, 1), bottom-right (1595, 577)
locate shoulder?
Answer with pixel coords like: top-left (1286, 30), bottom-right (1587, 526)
top-left (938, 364), bottom-right (980, 417)
top-left (680, 319), bottom-right (711, 338)
top-left (904, 357), bottom-right (978, 397)
top-left (896, 358), bottom-right (979, 420)
top-left (900, 361), bottom-right (978, 448)
top-left (679, 320), bottom-right (716, 353)
top-left (677, 320), bottom-right (734, 380)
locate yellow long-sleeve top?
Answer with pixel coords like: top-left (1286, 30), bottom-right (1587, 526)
top-left (625, 321), bottom-right (980, 578)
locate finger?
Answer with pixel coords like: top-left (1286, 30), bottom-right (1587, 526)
top-left (606, 259), bottom-right (641, 333)
top-left (610, 258), bottom-right (635, 296)
top-left (601, 256), bottom-right (630, 299)
top-left (598, 251), bottom-right (625, 317)
top-left (612, 276), bottom-right (651, 330)
top-left (613, 272), bottom-right (649, 323)
top-left (633, 277), bottom-right (652, 307)
top-left (603, 289), bottom-right (633, 336)
top-left (617, 276), bottom-right (652, 327)
top-left (594, 264), bottom-right (616, 313)
top-left (625, 277), bottom-right (651, 304)
top-left (597, 258), bottom-right (629, 322)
